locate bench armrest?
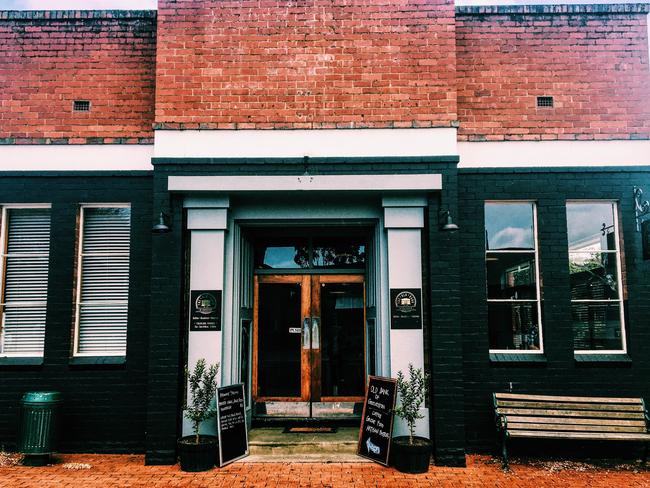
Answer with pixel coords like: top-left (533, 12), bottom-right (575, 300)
top-left (495, 412), bottom-right (507, 432)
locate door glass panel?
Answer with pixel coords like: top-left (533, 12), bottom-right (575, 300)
top-left (320, 283), bottom-right (365, 397)
top-left (258, 283), bottom-right (302, 397)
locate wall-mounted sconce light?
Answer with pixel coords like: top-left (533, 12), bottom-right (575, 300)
top-left (634, 186), bottom-right (649, 232)
top-left (151, 211), bottom-right (171, 234)
top-left (439, 209), bottom-right (459, 231)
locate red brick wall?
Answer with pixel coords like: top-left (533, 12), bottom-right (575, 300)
top-left (155, 0), bottom-right (456, 130)
top-left (0, 11), bottom-right (156, 144)
top-left (456, 4), bottom-right (650, 141)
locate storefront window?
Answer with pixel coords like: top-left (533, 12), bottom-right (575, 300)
top-left (73, 205), bottom-right (131, 357)
top-left (0, 206), bottom-right (51, 357)
top-left (254, 235), bottom-right (366, 271)
top-left (254, 239), bottom-right (309, 269)
top-left (485, 202), bottom-right (543, 352)
top-left (567, 202), bottom-right (625, 352)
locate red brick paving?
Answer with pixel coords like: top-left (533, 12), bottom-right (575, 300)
top-left (1, 454), bottom-right (649, 487)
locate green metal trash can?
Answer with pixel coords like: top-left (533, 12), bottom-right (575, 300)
top-left (18, 392), bottom-right (62, 466)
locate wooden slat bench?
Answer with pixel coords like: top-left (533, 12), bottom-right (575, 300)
top-left (493, 392), bottom-right (650, 469)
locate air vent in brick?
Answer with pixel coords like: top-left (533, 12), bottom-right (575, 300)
top-left (536, 96), bottom-right (553, 108)
top-left (73, 100), bottom-right (91, 112)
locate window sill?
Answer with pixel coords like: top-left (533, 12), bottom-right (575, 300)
top-left (574, 353), bottom-right (631, 365)
top-left (490, 352), bottom-right (547, 364)
top-left (0, 357), bottom-right (43, 367)
top-left (69, 356), bottom-right (126, 366)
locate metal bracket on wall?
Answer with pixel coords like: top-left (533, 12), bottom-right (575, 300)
top-left (633, 186), bottom-right (650, 232)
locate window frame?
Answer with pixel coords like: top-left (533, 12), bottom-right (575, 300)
top-left (567, 200), bottom-right (627, 355)
top-left (485, 200), bottom-right (544, 354)
top-left (0, 203), bottom-right (52, 358)
top-left (72, 203), bottom-right (131, 358)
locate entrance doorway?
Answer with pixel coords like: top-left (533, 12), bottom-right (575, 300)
top-left (253, 274), bottom-right (365, 418)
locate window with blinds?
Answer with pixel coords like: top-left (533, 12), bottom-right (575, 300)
top-left (0, 206), bottom-right (51, 357)
top-left (74, 205), bottom-right (131, 356)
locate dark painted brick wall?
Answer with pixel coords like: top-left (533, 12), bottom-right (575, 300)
top-left (458, 167), bottom-right (650, 452)
top-left (0, 173), bottom-right (152, 453)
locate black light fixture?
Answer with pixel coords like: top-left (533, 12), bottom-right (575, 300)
top-left (439, 209), bottom-right (459, 231)
top-left (151, 211), bottom-right (171, 234)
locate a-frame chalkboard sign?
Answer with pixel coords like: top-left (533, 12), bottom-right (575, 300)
top-left (357, 375), bottom-right (397, 466)
top-left (216, 383), bottom-right (249, 467)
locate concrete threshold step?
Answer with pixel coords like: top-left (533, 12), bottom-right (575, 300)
top-left (246, 427), bottom-right (369, 462)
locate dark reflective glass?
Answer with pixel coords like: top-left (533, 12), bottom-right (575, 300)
top-left (488, 302), bottom-right (540, 350)
top-left (258, 283), bottom-right (302, 397)
top-left (567, 202), bottom-right (617, 251)
top-left (254, 239), bottom-right (309, 269)
top-left (569, 252), bottom-right (619, 300)
top-left (312, 238), bottom-right (365, 269)
top-left (572, 303), bottom-right (622, 351)
top-left (486, 252), bottom-right (537, 299)
top-left (485, 203), bottom-right (535, 251)
top-left (320, 283), bottom-right (365, 397)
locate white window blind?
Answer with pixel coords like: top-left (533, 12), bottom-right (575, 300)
top-left (74, 206), bottom-right (131, 356)
top-left (0, 207), bottom-right (51, 357)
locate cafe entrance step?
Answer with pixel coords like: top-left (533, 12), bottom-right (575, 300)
top-left (244, 427), bottom-right (368, 463)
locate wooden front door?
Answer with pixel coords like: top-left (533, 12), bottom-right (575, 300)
top-left (253, 274), bottom-right (365, 417)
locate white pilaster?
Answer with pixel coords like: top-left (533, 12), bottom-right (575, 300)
top-left (383, 196), bottom-right (429, 438)
top-left (182, 196), bottom-right (230, 436)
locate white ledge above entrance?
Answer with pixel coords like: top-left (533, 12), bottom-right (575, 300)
top-left (167, 174), bottom-right (441, 193)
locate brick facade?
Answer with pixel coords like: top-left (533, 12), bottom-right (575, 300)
top-left (0, 2), bottom-right (649, 468)
top-left (154, 0), bottom-right (457, 129)
top-left (456, 4), bottom-right (650, 141)
top-left (0, 11), bottom-right (156, 145)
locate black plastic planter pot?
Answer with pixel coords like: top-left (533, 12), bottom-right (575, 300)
top-left (178, 435), bottom-right (219, 472)
top-left (391, 436), bottom-right (432, 474)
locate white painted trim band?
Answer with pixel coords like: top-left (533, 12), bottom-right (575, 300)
top-left (458, 140), bottom-right (650, 168)
top-left (0, 145), bottom-right (154, 171)
top-left (154, 128), bottom-right (458, 159)
top-left (168, 174), bottom-right (442, 192)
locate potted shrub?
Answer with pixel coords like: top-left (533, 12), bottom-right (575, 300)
top-left (178, 359), bottom-right (219, 472)
top-left (391, 364), bottom-right (432, 474)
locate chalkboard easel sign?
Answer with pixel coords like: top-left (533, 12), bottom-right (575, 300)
top-left (217, 383), bottom-right (249, 467)
top-left (357, 375), bottom-right (397, 466)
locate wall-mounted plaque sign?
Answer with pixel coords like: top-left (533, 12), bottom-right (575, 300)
top-left (390, 288), bottom-right (422, 329)
top-left (190, 290), bottom-right (222, 331)
top-left (357, 375), bottom-right (397, 466)
top-left (217, 383), bottom-right (249, 467)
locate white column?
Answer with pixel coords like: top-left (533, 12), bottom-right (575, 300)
top-left (182, 196), bottom-right (230, 436)
top-left (383, 195), bottom-right (429, 438)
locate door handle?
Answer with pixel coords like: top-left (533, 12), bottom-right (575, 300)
top-left (311, 317), bottom-right (320, 349)
top-left (302, 317), bottom-right (311, 349)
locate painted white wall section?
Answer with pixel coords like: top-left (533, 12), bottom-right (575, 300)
top-left (0, 145), bottom-right (153, 171)
top-left (458, 140), bottom-right (650, 168)
top-left (187, 209), bottom-right (228, 230)
top-left (384, 207), bottom-right (424, 229)
top-left (383, 199), bottom-right (429, 439)
top-left (154, 128), bottom-right (457, 158)
top-left (168, 174), bottom-right (441, 193)
top-left (182, 201), bottom-right (230, 437)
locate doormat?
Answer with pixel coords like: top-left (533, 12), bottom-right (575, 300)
top-left (283, 426), bottom-right (338, 434)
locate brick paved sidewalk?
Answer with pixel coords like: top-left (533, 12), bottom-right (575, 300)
top-left (1, 454), bottom-right (649, 487)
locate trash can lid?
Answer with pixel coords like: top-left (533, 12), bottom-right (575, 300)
top-left (21, 391), bottom-right (62, 404)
